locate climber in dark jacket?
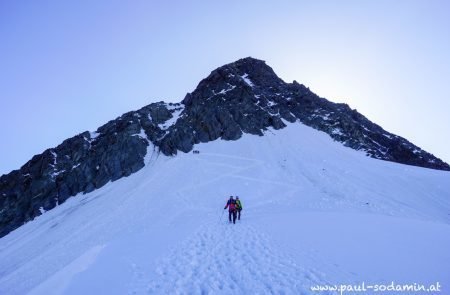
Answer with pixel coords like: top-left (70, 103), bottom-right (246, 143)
top-left (224, 196), bottom-right (237, 224)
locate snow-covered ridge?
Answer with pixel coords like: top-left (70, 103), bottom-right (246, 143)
top-left (1, 56), bottom-right (449, 241)
top-left (1, 122), bottom-right (449, 294)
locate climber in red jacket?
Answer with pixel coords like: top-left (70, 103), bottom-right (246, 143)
top-left (224, 196), bottom-right (237, 224)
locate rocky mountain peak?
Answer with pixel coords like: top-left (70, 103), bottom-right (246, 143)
top-left (224, 57), bottom-right (283, 86)
top-left (1, 57), bottom-right (449, 238)
top-left (183, 57), bottom-right (283, 107)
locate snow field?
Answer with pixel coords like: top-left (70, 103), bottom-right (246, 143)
top-left (0, 122), bottom-right (449, 294)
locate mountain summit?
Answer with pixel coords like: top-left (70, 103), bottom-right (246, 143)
top-left (0, 57), bottom-right (448, 237)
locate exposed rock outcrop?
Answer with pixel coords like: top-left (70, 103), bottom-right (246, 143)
top-left (1, 57), bottom-right (448, 238)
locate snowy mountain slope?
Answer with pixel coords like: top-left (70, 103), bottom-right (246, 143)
top-left (2, 57), bottom-right (449, 240)
top-left (1, 122), bottom-right (449, 294)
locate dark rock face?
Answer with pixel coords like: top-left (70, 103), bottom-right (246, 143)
top-left (159, 57), bottom-right (450, 171)
top-left (1, 57), bottom-right (448, 238)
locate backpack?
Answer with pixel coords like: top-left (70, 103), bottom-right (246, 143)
top-left (228, 199), bottom-right (236, 210)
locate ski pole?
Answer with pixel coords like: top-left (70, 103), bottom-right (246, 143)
top-left (218, 209), bottom-right (225, 224)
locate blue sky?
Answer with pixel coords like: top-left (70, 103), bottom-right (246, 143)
top-left (1, 0), bottom-right (449, 175)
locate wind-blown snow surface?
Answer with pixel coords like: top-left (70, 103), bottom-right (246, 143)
top-left (1, 122), bottom-right (449, 294)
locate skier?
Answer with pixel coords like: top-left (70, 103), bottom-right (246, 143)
top-left (236, 196), bottom-right (243, 220)
top-left (224, 196), bottom-right (237, 224)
